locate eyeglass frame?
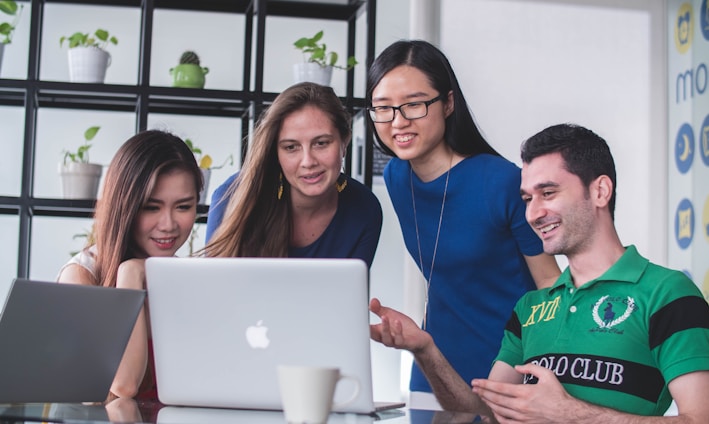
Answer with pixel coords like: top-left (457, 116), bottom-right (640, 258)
top-left (367, 95), bottom-right (442, 123)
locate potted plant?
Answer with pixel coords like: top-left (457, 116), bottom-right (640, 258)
top-left (293, 30), bottom-right (358, 86)
top-left (185, 138), bottom-right (233, 204)
top-left (70, 225), bottom-right (95, 257)
top-left (60, 29), bottom-right (118, 83)
top-left (59, 126), bottom-right (103, 199)
top-left (170, 50), bottom-right (209, 89)
top-left (0, 0), bottom-right (23, 72)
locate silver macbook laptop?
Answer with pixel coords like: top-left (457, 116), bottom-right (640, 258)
top-left (0, 278), bottom-right (145, 403)
top-left (145, 257), bottom-right (404, 414)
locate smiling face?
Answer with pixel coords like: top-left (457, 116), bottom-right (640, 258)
top-left (277, 105), bottom-right (345, 204)
top-left (520, 152), bottom-right (596, 257)
top-left (370, 65), bottom-right (452, 167)
top-left (131, 169), bottom-right (197, 258)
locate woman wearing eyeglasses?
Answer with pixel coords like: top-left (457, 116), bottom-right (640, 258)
top-left (366, 40), bottom-right (561, 409)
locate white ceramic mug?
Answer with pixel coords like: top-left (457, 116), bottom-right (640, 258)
top-left (277, 365), bottom-right (360, 424)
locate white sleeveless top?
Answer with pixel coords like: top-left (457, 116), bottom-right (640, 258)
top-left (56, 245), bottom-right (98, 281)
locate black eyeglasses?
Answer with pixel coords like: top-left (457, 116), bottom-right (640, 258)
top-left (367, 95), bottom-right (442, 123)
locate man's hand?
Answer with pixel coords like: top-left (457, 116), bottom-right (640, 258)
top-left (369, 298), bottom-right (432, 353)
top-left (472, 363), bottom-right (580, 424)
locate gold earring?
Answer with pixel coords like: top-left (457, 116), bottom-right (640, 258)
top-left (335, 174), bottom-right (347, 193)
top-left (277, 173), bottom-right (284, 200)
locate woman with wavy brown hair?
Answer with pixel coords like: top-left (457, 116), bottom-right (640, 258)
top-left (205, 82), bottom-right (382, 267)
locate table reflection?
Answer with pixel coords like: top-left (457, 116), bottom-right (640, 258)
top-left (0, 400), bottom-right (483, 423)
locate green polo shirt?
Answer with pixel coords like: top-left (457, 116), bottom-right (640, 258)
top-left (496, 245), bottom-right (709, 416)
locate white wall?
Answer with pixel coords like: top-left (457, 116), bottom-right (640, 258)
top-left (440, 0), bottom-right (668, 265)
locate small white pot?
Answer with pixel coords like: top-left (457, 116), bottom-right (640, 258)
top-left (293, 62), bottom-right (333, 86)
top-left (199, 168), bottom-right (211, 204)
top-left (58, 162), bottom-right (103, 199)
top-left (67, 47), bottom-right (111, 83)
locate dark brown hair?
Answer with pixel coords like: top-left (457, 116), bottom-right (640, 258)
top-left (92, 130), bottom-right (202, 287)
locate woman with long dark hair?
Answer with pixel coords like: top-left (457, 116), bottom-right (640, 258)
top-left (366, 40), bottom-right (560, 408)
top-left (58, 130), bottom-right (203, 400)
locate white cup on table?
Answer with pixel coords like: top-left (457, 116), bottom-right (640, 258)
top-left (277, 365), bottom-right (360, 424)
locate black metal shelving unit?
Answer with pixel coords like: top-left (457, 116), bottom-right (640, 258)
top-left (0, 0), bottom-right (377, 278)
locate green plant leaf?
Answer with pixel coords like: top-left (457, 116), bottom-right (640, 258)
top-left (95, 29), bottom-right (108, 42)
top-left (0, 22), bottom-right (10, 36)
top-left (294, 37), bottom-right (311, 49)
top-left (0, 1), bottom-right (18, 15)
top-left (328, 52), bottom-right (338, 67)
top-left (84, 126), bottom-right (100, 141)
top-left (77, 145), bottom-right (90, 162)
top-left (312, 30), bottom-right (323, 43)
top-left (60, 29), bottom-right (117, 50)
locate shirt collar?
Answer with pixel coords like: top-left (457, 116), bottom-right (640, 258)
top-left (548, 245), bottom-right (648, 294)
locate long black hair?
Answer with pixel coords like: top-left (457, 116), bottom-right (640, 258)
top-left (366, 40), bottom-right (500, 158)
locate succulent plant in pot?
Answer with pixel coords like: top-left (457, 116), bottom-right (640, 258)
top-left (293, 30), bottom-right (358, 86)
top-left (59, 29), bottom-right (118, 83)
top-left (170, 50), bottom-right (209, 89)
top-left (58, 126), bottom-right (104, 199)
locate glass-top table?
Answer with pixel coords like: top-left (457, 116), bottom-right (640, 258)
top-left (0, 400), bottom-right (483, 423)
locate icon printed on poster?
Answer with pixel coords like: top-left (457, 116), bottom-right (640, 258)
top-left (675, 198), bottom-right (695, 250)
top-left (675, 123), bottom-right (695, 174)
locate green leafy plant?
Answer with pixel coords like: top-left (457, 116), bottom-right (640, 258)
top-left (59, 29), bottom-right (118, 50)
top-left (185, 138), bottom-right (233, 170)
top-left (63, 126), bottom-right (101, 165)
top-left (294, 30), bottom-right (357, 70)
top-left (0, 0), bottom-right (23, 45)
top-left (70, 226), bottom-right (95, 257)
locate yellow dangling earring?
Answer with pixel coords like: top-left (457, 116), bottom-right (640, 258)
top-left (335, 174), bottom-right (347, 193)
top-left (277, 173), bottom-right (284, 200)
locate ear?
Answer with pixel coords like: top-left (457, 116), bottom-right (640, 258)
top-left (444, 90), bottom-right (454, 118)
top-left (340, 140), bottom-right (349, 157)
top-left (590, 175), bottom-right (613, 209)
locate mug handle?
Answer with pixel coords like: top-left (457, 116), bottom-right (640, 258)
top-left (332, 373), bottom-right (360, 408)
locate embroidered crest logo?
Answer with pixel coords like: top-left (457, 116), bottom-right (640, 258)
top-left (592, 295), bottom-right (636, 329)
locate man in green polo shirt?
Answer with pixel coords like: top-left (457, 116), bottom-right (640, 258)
top-left (370, 123), bottom-right (709, 422)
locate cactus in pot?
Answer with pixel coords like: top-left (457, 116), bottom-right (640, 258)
top-left (170, 50), bottom-right (209, 88)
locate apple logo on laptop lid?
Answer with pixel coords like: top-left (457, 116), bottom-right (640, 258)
top-left (245, 320), bottom-right (270, 349)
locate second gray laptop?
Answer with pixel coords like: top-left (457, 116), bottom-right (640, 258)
top-left (145, 257), bottom-right (402, 414)
top-left (0, 279), bottom-right (145, 403)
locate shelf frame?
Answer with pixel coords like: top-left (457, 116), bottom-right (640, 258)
top-left (5, 0), bottom-right (377, 278)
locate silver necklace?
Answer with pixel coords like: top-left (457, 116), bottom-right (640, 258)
top-left (410, 160), bottom-right (451, 331)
